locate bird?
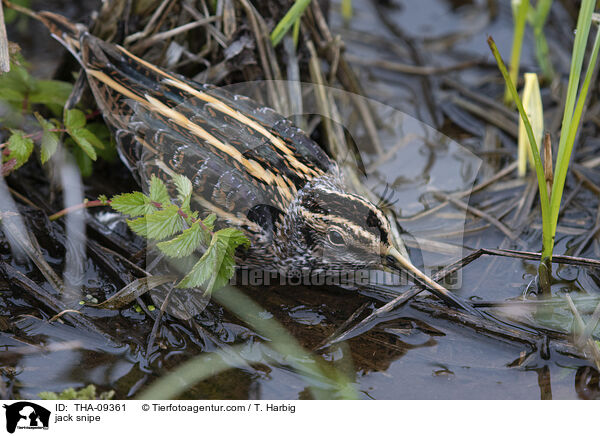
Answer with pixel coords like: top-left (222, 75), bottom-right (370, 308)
top-left (5, 3), bottom-right (477, 314)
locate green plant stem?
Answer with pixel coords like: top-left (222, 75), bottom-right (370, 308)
top-left (549, 23), bottom-right (600, 255)
top-left (531, 0), bottom-right (554, 80)
top-left (270, 0), bottom-right (311, 47)
top-left (341, 0), bottom-right (353, 21)
top-left (504, 0), bottom-right (529, 104)
top-left (488, 36), bottom-right (552, 259)
top-left (554, 0), bottom-right (595, 167)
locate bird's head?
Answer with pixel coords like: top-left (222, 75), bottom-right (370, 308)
top-left (279, 176), bottom-right (400, 273)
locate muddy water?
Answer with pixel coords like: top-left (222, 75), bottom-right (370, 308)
top-left (1, 0), bottom-right (599, 400)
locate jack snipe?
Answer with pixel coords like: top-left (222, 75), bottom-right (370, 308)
top-left (14, 6), bottom-right (475, 313)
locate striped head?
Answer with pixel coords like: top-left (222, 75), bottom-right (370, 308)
top-left (278, 175), bottom-right (393, 271)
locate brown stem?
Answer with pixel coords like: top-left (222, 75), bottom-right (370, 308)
top-left (49, 199), bottom-right (107, 221)
top-left (51, 196), bottom-right (214, 236)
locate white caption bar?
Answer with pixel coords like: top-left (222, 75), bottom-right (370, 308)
top-left (0, 400), bottom-right (596, 435)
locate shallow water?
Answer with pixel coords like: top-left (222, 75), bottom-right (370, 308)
top-left (1, 0), bottom-right (599, 400)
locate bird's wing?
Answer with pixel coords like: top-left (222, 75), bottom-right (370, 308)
top-left (78, 33), bottom-right (335, 231)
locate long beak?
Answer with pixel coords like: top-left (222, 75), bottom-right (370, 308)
top-left (384, 246), bottom-right (480, 316)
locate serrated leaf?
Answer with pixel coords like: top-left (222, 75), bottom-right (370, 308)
top-left (110, 192), bottom-right (154, 216)
top-left (156, 221), bottom-right (204, 258)
top-left (173, 174), bottom-right (193, 213)
top-left (34, 113), bottom-right (60, 164)
top-left (145, 205), bottom-right (184, 240)
top-left (6, 130), bottom-right (34, 169)
top-left (64, 108), bottom-right (86, 130)
top-left (203, 213), bottom-right (217, 230)
top-left (217, 227), bottom-right (250, 249)
top-left (69, 128), bottom-right (97, 161)
top-left (149, 175), bottom-right (171, 205)
top-left (198, 214), bottom-right (218, 244)
top-left (40, 129), bottom-right (59, 163)
top-left (177, 228), bottom-right (249, 291)
top-left (127, 216), bottom-right (149, 237)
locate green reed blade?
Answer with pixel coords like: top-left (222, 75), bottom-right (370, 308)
top-left (488, 36), bottom-right (552, 257)
top-left (549, 23), bottom-right (600, 251)
top-left (504, 0), bottom-right (529, 104)
top-left (270, 0), bottom-right (311, 47)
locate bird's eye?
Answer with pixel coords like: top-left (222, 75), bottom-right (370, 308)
top-left (327, 229), bottom-right (345, 246)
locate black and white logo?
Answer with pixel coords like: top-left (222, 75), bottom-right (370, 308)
top-left (3, 402), bottom-right (50, 434)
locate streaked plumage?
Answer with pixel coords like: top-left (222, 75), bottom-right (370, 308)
top-left (36, 11), bottom-right (394, 272)
top-left (26, 9), bottom-right (478, 314)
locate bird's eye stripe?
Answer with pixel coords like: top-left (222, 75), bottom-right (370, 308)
top-left (299, 209), bottom-right (384, 244)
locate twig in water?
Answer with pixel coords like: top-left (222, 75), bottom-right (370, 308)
top-left (320, 250), bottom-right (484, 348)
top-left (436, 192), bottom-right (522, 243)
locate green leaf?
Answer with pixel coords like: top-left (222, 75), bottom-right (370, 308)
top-left (173, 174), bottom-right (193, 213)
top-left (203, 213), bottom-right (217, 230)
top-left (200, 214), bottom-right (217, 243)
top-left (218, 227), bottom-right (250, 249)
top-left (157, 221), bottom-right (205, 258)
top-left (69, 128), bottom-right (97, 161)
top-left (6, 130), bottom-right (34, 169)
top-left (86, 122), bottom-right (116, 161)
top-left (110, 192), bottom-right (154, 216)
top-left (72, 145), bottom-right (93, 178)
top-left (64, 108), bottom-right (86, 130)
top-left (149, 175), bottom-right (171, 205)
top-left (38, 384), bottom-right (113, 401)
top-left (29, 80), bottom-right (73, 106)
top-left (40, 129), bottom-right (59, 164)
top-left (34, 113), bottom-right (60, 164)
top-left (177, 228), bottom-right (249, 291)
top-left (0, 63), bottom-right (32, 102)
top-left (145, 205), bottom-right (184, 240)
top-left (3, 0), bottom-right (31, 25)
top-left (127, 216), bottom-right (149, 237)
top-left (0, 87), bottom-right (26, 103)
top-left (75, 127), bottom-right (105, 150)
